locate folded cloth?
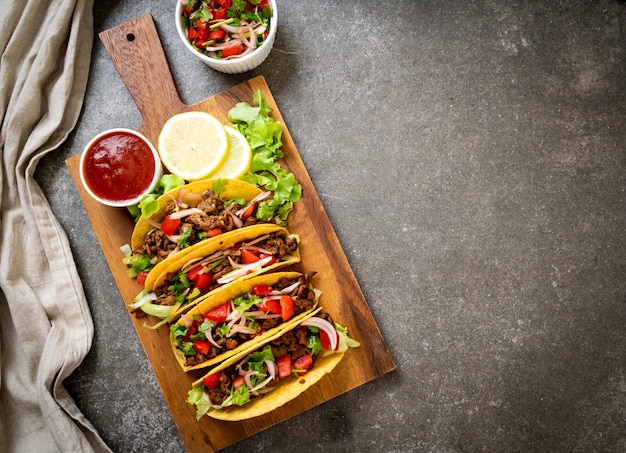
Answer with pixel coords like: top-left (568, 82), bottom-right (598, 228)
top-left (0, 0), bottom-right (111, 451)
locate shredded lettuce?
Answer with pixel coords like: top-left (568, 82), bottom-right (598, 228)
top-left (187, 386), bottom-right (210, 420)
top-left (120, 244), bottom-right (152, 277)
top-left (127, 174), bottom-right (185, 220)
top-left (139, 300), bottom-right (182, 319)
top-left (228, 90), bottom-right (302, 223)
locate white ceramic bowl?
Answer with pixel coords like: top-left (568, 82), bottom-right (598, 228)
top-left (175, 0), bottom-right (277, 74)
top-left (79, 128), bottom-right (163, 207)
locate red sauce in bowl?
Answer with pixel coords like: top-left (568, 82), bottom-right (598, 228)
top-left (82, 130), bottom-right (157, 203)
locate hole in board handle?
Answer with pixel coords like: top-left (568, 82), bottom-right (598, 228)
top-left (126, 33), bottom-right (135, 42)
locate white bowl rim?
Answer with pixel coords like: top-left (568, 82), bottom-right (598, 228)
top-left (79, 128), bottom-right (162, 208)
top-left (174, 0), bottom-right (277, 68)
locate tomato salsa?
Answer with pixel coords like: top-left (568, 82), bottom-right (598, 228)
top-left (82, 130), bottom-right (156, 203)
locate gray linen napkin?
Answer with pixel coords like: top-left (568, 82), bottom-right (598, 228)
top-left (0, 0), bottom-right (111, 451)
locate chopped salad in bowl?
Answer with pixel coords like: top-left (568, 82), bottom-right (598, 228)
top-left (176, 0), bottom-right (277, 73)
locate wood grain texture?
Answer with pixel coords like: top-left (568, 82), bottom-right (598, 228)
top-left (66, 14), bottom-right (394, 452)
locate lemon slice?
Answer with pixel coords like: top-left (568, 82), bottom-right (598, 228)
top-left (206, 125), bottom-right (252, 180)
top-left (157, 111), bottom-right (229, 181)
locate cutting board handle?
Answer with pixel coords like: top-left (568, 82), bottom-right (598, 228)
top-left (99, 14), bottom-right (186, 139)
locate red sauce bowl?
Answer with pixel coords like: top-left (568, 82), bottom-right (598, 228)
top-left (79, 129), bottom-right (162, 207)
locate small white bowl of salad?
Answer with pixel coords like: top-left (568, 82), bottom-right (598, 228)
top-left (175, 0), bottom-right (277, 74)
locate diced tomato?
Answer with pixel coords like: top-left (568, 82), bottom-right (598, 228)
top-left (195, 272), bottom-right (213, 292)
top-left (187, 26), bottom-right (199, 41)
top-left (241, 249), bottom-right (260, 264)
top-left (259, 298), bottom-right (281, 314)
top-left (252, 284), bottom-right (273, 297)
top-left (160, 215), bottom-right (181, 236)
top-left (280, 296), bottom-right (295, 321)
top-left (259, 253), bottom-right (276, 266)
top-left (183, 0), bottom-right (199, 16)
top-left (195, 27), bottom-right (210, 47)
top-left (221, 42), bottom-right (243, 58)
top-left (208, 29), bottom-right (227, 42)
top-left (193, 340), bottom-right (211, 355)
top-left (292, 353), bottom-right (313, 373)
top-left (276, 354), bottom-right (292, 379)
top-left (320, 329), bottom-right (339, 351)
top-left (136, 270), bottom-right (149, 285)
top-left (211, 6), bottom-right (228, 19)
top-left (258, 0), bottom-right (269, 9)
top-left (233, 376), bottom-right (245, 389)
top-left (240, 202), bottom-right (257, 220)
top-left (203, 371), bottom-right (221, 389)
top-left (187, 265), bottom-right (204, 282)
top-left (205, 302), bottom-right (231, 323)
top-left (215, 0), bottom-right (231, 8)
top-left (184, 325), bottom-right (198, 341)
top-left (205, 227), bottom-right (223, 237)
top-left (194, 19), bottom-right (207, 29)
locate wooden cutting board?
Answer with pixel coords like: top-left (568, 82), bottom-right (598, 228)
top-left (66, 14), bottom-right (395, 452)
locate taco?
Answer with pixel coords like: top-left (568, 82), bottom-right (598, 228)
top-left (170, 271), bottom-right (320, 372)
top-left (124, 178), bottom-right (275, 284)
top-left (129, 224), bottom-right (300, 323)
top-left (186, 308), bottom-right (359, 421)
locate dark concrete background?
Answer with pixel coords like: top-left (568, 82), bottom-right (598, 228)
top-left (36, 1), bottom-right (625, 452)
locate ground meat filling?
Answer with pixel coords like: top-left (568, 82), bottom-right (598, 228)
top-left (136, 189), bottom-right (271, 260)
top-left (183, 272), bottom-right (318, 368)
top-left (204, 318), bottom-right (333, 407)
top-left (153, 231), bottom-right (298, 308)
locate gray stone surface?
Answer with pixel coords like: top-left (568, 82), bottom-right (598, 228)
top-left (36, 1), bottom-right (625, 452)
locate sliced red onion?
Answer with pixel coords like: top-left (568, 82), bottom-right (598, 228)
top-left (250, 373), bottom-right (274, 394)
top-left (217, 256), bottom-right (273, 284)
top-left (227, 210), bottom-right (244, 228)
top-left (180, 256), bottom-right (203, 273)
top-left (235, 191), bottom-right (271, 217)
top-left (180, 314), bottom-right (194, 328)
top-left (302, 317), bottom-right (338, 351)
top-left (238, 22), bottom-right (255, 49)
top-left (272, 281), bottom-right (301, 295)
top-left (253, 23), bottom-right (267, 35)
top-left (220, 23), bottom-right (245, 34)
top-left (168, 207), bottom-right (203, 220)
top-left (204, 38), bottom-right (244, 52)
top-left (206, 328), bottom-right (222, 349)
top-left (147, 218), bottom-right (161, 230)
top-left (181, 250), bottom-right (225, 273)
top-left (166, 234), bottom-right (181, 243)
top-left (243, 310), bottom-right (281, 319)
top-left (243, 370), bottom-right (260, 393)
top-left (242, 245), bottom-right (273, 255)
top-left (265, 360), bottom-right (277, 380)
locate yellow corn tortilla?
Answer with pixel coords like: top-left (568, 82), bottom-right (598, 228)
top-left (144, 224), bottom-right (300, 293)
top-left (208, 354), bottom-right (343, 421)
top-left (131, 178), bottom-right (263, 251)
top-left (172, 271), bottom-right (319, 372)
top-left (190, 307), bottom-right (344, 421)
